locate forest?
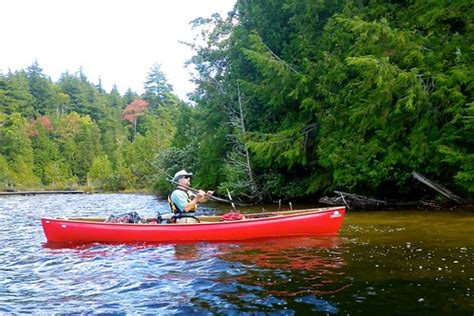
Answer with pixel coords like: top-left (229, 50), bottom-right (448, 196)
top-left (0, 0), bottom-right (472, 203)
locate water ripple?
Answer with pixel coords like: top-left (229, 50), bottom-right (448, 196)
top-left (1, 194), bottom-right (473, 314)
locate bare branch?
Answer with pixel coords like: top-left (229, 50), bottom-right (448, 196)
top-left (254, 32), bottom-right (300, 75)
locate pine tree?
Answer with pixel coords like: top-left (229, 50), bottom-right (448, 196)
top-left (26, 60), bottom-right (55, 115)
top-left (143, 63), bottom-right (173, 110)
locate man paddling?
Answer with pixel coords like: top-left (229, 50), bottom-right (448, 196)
top-left (168, 170), bottom-right (213, 223)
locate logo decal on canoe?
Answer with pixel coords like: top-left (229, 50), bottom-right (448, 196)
top-left (330, 210), bottom-right (342, 219)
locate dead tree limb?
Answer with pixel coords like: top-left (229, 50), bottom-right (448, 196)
top-left (412, 172), bottom-right (466, 204)
top-left (319, 191), bottom-right (388, 209)
top-left (236, 82), bottom-right (260, 200)
top-left (254, 32), bottom-right (300, 75)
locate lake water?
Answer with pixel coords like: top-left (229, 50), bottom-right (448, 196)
top-left (0, 193), bottom-right (472, 314)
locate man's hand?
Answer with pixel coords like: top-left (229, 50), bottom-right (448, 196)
top-left (190, 190), bottom-right (214, 204)
top-left (195, 190), bottom-right (208, 203)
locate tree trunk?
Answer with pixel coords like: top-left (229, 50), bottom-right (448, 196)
top-left (133, 117), bottom-right (137, 138)
top-left (236, 82), bottom-right (262, 201)
top-left (412, 172), bottom-right (466, 204)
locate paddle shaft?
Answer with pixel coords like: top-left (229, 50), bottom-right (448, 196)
top-left (167, 179), bottom-right (245, 206)
top-left (226, 189), bottom-right (237, 212)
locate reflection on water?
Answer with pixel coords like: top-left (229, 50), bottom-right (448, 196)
top-left (0, 194), bottom-right (473, 314)
top-left (216, 237), bottom-right (348, 314)
top-left (174, 244), bottom-right (202, 261)
top-left (219, 237), bottom-right (347, 297)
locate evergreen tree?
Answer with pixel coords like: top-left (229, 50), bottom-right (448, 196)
top-left (124, 88), bottom-right (139, 105)
top-left (109, 84), bottom-right (125, 109)
top-left (143, 63), bottom-right (173, 111)
top-left (26, 60), bottom-right (56, 115)
top-left (1, 71), bottom-right (35, 116)
top-left (186, 0), bottom-right (473, 200)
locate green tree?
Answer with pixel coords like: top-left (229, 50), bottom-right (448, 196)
top-left (26, 60), bottom-right (56, 115)
top-left (55, 112), bottom-right (102, 183)
top-left (110, 150), bottom-right (136, 190)
top-left (0, 155), bottom-right (12, 188)
top-left (109, 84), bottom-right (126, 109)
top-left (187, 0), bottom-right (473, 201)
top-left (124, 88), bottom-right (139, 105)
top-left (1, 71), bottom-right (35, 116)
top-left (122, 134), bottom-right (158, 188)
top-left (10, 156), bottom-right (41, 189)
top-left (0, 114), bottom-right (40, 188)
top-left (0, 113), bottom-right (35, 164)
top-left (43, 160), bottom-right (71, 188)
top-left (143, 63), bottom-right (173, 111)
top-left (31, 116), bottom-right (60, 182)
top-left (87, 154), bottom-right (113, 189)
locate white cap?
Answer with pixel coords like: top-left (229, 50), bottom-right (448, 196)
top-left (172, 169), bottom-right (193, 182)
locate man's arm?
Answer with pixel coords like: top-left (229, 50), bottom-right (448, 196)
top-left (184, 189), bottom-right (213, 211)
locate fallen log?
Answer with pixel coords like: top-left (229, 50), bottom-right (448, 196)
top-left (412, 172), bottom-right (467, 204)
top-left (319, 191), bottom-right (388, 210)
top-left (318, 191), bottom-right (429, 209)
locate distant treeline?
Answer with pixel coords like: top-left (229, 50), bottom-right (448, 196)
top-left (1, 0), bottom-right (472, 202)
top-left (0, 62), bottom-right (184, 192)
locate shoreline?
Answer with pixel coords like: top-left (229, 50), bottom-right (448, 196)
top-left (0, 190), bottom-right (86, 196)
top-left (0, 189), bottom-right (155, 196)
top-left (1, 190), bottom-right (471, 212)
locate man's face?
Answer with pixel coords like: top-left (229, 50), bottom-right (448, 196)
top-left (178, 176), bottom-right (191, 186)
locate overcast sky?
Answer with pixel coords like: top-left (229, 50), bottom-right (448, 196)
top-left (0, 0), bottom-right (235, 101)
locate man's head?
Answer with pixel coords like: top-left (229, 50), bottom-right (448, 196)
top-left (173, 169), bottom-right (193, 185)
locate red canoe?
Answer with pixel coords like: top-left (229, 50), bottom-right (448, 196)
top-left (41, 206), bottom-right (345, 243)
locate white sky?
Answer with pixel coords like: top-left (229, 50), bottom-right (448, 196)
top-left (0, 0), bottom-right (235, 101)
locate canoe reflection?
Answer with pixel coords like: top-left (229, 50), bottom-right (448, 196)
top-left (42, 236), bottom-right (349, 299)
top-left (215, 236), bottom-right (349, 297)
top-left (43, 236), bottom-right (346, 268)
top-left (170, 236), bottom-right (346, 263)
top-left (173, 243), bottom-right (200, 261)
top-left (217, 236), bottom-right (344, 268)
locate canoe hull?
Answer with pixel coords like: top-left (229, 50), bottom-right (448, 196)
top-left (41, 207), bottom-right (345, 243)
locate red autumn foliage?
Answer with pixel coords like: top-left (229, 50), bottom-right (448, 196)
top-left (38, 116), bottom-right (53, 131)
top-left (122, 99), bottom-right (148, 123)
top-left (27, 115), bottom-right (53, 137)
